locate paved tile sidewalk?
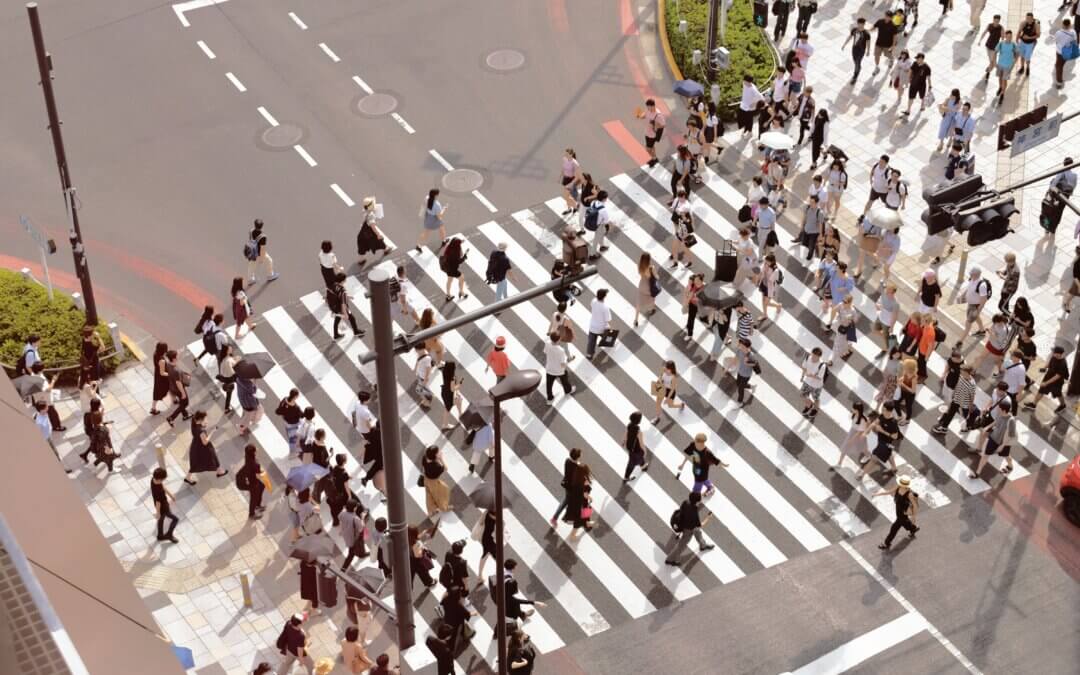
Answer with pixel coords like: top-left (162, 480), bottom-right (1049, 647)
top-left (49, 364), bottom-right (395, 675)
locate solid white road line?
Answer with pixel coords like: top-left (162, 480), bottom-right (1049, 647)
top-left (225, 72), bottom-right (247, 92)
top-left (172, 0), bottom-right (229, 27)
top-left (293, 145), bottom-right (317, 167)
top-left (352, 75), bottom-right (374, 94)
top-left (788, 612), bottom-right (928, 675)
top-left (428, 149), bottom-right (455, 171)
top-left (840, 541), bottom-right (984, 675)
top-left (391, 112), bottom-right (416, 134)
top-left (318, 42), bottom-right (341, 63)
top-left (257, 106), bottom-right (279, 127)
top-left (472, 190), bottom-right (498, 213)
top-left (330, 184), bottom-right (355, 207)
top-left (288, 11), bottom-right (308, 30)
top-left (196, 40), bottom-right (216, 59)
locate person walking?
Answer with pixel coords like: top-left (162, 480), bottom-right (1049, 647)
top-left (440, 237), bottom-right (469, 301)
top-left (1023, 345), bottom-right (1070, 413)
top-left (844, 17), bottom-right (872, 84)
top-left (915, 313), bottom-right (938, 381)
top-left (549, 303), bottom-right (575, 361)
top-left (935, 89), bottom-right (961, 152)
top-left (634, 253), bottom-right (659, 328)
top-left (896, 358), bottom-right (920, 425)
top-left (559, 148), bottom-right (583, 214)
top-left (393, 265), bottom-right (422, 326)
top-left (357, 197), bottom-right (392, 268)
top-left (932, 364), bottom-right (978, 434)
top-left (677, 432), bottom-right (728, 496)
top-left (151, 468), bottom-right (179, 543)
top-left (824, 262), bottom-right (855, 330)
top-left (544, 333), bottom-right (575, 404)
top-left (871, 10), bottom-right (899, 74)
top-left (326, 272), bottom-right (364, 340)
top-left (236, 375), bottom-right (263, 435)
top-left (485, 242), bottom-right (516, 302)
top-left (800, 194), bottom-right (826, 260)
top-left (889, 49), bottom-right (913, 104)
top-left (413, 345), bottom-right (436, 409)
top-left (417, 309), bottom-right (446, 367)
top-left (475, 509), bottom-right (499, 580)
top-left (980, 15), bottom-right (1004, 82)
top-left (230, 277), bottom-right (255, 339)
top-left (863, 155), bottom-right (892, 215)
top-left (237, 443), bottom-right (266, 519)
top-left (831, 296), bottom-right (857, 365)
top-left (641, 99), bottom-right (667, 167)
top-left (664, 491), bottom-right (715, 566)
top-left (757, 255), bottom-right (783, 323)
top-left (191, 305), bottom-right (215, 362)
top-left (276, 615), bottom-right (315, 675)
top-left (652, 360), bottom-right (686, 424)
top-left (183, 411), bottom-right (228, 485)
top-left (426, 624), bottom-right (457, 675)
top-left (421, 446), bottom-right (451, 516)
top-left (682, 273), bottom-right (706, 339)
top-left (1017, 12), bottom-right (1040, 76)
top-left (993, 30), bottom-right (1020, 104)
top-left (873, 285), bottom-right (900, 356)
top-left (753, 197), bottom-right (778, 257)
top-left (773, 0), bottom-right (793, 42)
top-left (833, 401), bottom-right (870, 471)
top-left (734, 338), bottom-right (758, 406)
top-left (622, 411), bottom-right (651, 482)
top-left (586, 289), bottom-right (612, 361)
top-left (277, 389), bottom-right (304, 455)
top-left (876, 475), bottom-right (919, 550)
top-left (341, 625), bottom-right (374, 674)
top-left (322, 453), bottom-right (354, 526)
top-left (163, 350), bottom-right (191, 427)
top-left (856, 402), bottom-right (902, 476)
top-left (418, 189), bottom-right (447, 253)
top-left (917, 269), bottom-right (943, 314)
top-left (565, 463), bottom-right (595, 538)
top-left (1054, 18), bottom-right (1077, 89)
top-left (550, 448), bottom-right (583, 527)
top-left (318, 241), bottom-right (339, 289)
top-left (971, 313), bottom-right (1011, 375)
top-left (800, 347), bottom-right (827, 419)
top-left (485, 335), bottom-right (511, 385)
top-left (583, 190), bottom-right (611, 260)
top-left (16, 334), bottom-right (42, 377)
top-left (339, 500), bottom-right (368, 570)
top-left (957, 268), bottom-right (992, 344)
top-left (996, 253), bottom-right (1020, 314)
top-left (737, 75), bottom-right (765, 134)
top-left (795, 0), bottom-right (816, 33)
top-left (244, 219), bottom-right (279, 286)
top-left (439, 362), bottom-right (464, 430)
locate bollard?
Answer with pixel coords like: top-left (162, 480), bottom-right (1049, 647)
top-left (107, 322), bottom-right (122, 356)
top-left (154, 442), bottom-right (166, 470)
top-left (240, 572), bottom-right (253, 609)
top-left (678, 19), bottom-right (688, 33)
top-left (20, 267), bottom-right (32, 281)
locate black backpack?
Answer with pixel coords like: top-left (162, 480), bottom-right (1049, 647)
top-left (235, 468), bottom-right (251, 492)
top-left (202, 327), bottom-right (222, 355)
top-left (14, 349), bottom-right (30, 376)
top-left (584, 203), bottom-right (603, 231)
top-left (326, 286), bottom-right (344, 314)
top-left (669, 507), bottom-right (684, 533)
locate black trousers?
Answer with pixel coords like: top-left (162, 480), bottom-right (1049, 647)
top-left (803, 232), bottom-right (819, 260)
top-left (852, 50), bottom-right (866, 81)
top-left (546, 373), bottom-right (571, 400)
top-left (248, 481), bottom-right (265, 516)
top-left (166, 394), bottom-right (189, 423)
top-left (686, 302), bottom-right (700, 336)
top-left (937, 402), bottom-right (974, 429)
top-left (624, 451), bottom-right (646, 480)
top-left (737, 374), bottom-right (752, 402)
top-left (93, 452), bottom-right (116, 472)
top-left (222, 381), bottom-right (235, 410)
top-left (333, 311), bottom-right (361, 337)
top-left (997, 291), bottom-right (1015, 314)
top-left (45, 405), bottom-right (63, 430)
top-left (156, 506), bottom-right (179, 538)
top-left (811, 137), bottom-right (825, 165)
top-left (899, 389), bottom-right (916, 420)
top-left (737, 108), bottom-right (755, 133)
top-left (773, 11), bottom-right (790, 41)
top-left (884, 515), bottom-right (917, 546)
top-left (342, 541), bottom-right (368, 570)
top-left (796, 8), bottom-right (813, 33)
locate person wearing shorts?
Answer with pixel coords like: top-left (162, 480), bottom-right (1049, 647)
top-left (863, 155), bottom-right (891, 215)
top-left (994, 30), bottom-right (1019, 104)
top-left (642, 98), bottom-right (666, 166)
top-left (1023, 345), bottom-right (1070, 413)
top-left (971, 401), bottom-right (1016, 477)
top-left (1016, 13), bottom-right (1040, 75)
top-left (872, 11), bottom-right (898, 73)
top-left (902, 53), bottom-right (932, 116)
top-left (856, 403), bottom-right (902, 476)
top-left (800, 349), bottom-right (826, 419)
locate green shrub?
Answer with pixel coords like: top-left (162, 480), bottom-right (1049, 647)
top-left (0, 269), bottom-right (120, 385)
top-left (665, 0), bottom-right (776, 120)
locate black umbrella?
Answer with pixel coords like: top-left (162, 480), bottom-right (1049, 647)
top-left (289, 532), bottom-right (337, 563)
top-left (462, 399), bottom-right (495, 428)
top-left (234, 352), bottom-right (276, 379)
top-left (470, 480), bottom-right (519, 511)
top-left (12, 375), bottom-right (45, 398)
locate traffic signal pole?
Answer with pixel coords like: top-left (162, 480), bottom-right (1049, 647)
top-left (27, 3), bottom-right (99, 325)
top-left (705, 0), bottom-right (720, 81)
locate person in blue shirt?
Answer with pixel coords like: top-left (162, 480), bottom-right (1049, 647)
top-left (994, 30), bottom-right (1019, 104)
top-left (826, 262), bottom-right (855, 330)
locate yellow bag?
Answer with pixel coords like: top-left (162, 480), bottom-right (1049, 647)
top-left (258, 471), bottom-right (273, 493)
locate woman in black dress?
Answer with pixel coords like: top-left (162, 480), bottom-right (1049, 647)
top-left (408, 524), bottom-right (437, 589)
top-left (476, 509), bottom-right (498, 581)
top-left (442, 237), bottom-right (469, 301)
top-left (81, 326), bottom-right (104, 384)
top-left (623, 412), bottom-right (650, 481)
top-left (300, 558), bottom-right (320, 611)
top-left (563, 462), bottom-right (594, 537)
top-left (239, 443), bottom-right (265, 519)
top-left (184, 411), bottom-right (228, 485)
top-left (149, 342), bottom-right (170, 415)
top-left (1006, 296), bottom-right (1034, 349)
top-left (357, 197), bottom-right (391, 267)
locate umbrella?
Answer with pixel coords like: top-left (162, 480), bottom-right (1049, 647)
top-left (462, 400), bottom-right (494, 428)
top-left (673, 79), bottom-right (705, 98)
top-left (470, 480), bottom-right (519, 511)
top-left (759, 131), bottom-right (795, 151)
top-left (234, 352), bottom-right (276, 379)
top-left (11, 375), bottom-right (45, 398)
top-left (170, 645), bottom-right (195, 670)
top-left (869, 203), bottom-right (904, 229)
top-left (286, 463), bottom-right (329, 492)
top-left (290, 532), bottom-right (337, 563)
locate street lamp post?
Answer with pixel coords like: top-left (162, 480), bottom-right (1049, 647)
top-left (489, 370), bottom-right (540, 674)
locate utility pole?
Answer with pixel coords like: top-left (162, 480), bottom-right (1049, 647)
top-left (368, 268), bottom-right (415, 650)
top-left (27, 2), bottom-right (98, 325)
top-left (705, 0), bottom-right (720, 81)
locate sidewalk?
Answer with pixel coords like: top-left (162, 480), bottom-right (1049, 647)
top-left (49, 361), bottom-right (393, 675)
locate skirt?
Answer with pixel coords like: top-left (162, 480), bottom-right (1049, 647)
top-left (189, 440), bottom-right (221, 474)
top-left (425, 478), bottom-right (450, 514)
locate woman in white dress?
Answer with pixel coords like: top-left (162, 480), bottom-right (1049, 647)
top-left (833, 401), bottom-right (870, 471)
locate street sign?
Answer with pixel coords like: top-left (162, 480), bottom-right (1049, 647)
top-left (19, 215), bottom-right (56, 300)
top-left (1010, 112), bottom-right (1062, 157)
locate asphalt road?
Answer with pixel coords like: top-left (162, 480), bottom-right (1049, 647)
top-left (0, 0), bottom-right (666, 344)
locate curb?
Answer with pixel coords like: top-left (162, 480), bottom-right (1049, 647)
top-left (120, 331), bottom-right (146, 361)
top-left (657, 0), bottom-right (685, 81)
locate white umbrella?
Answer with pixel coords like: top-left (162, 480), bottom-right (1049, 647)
top-left (759, 131), bottom-right (795, 151)
top-left (869, 203), bottom-right (904, 230)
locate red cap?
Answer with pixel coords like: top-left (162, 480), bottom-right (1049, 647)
top-left (495, 336), bottom-right (506, 347)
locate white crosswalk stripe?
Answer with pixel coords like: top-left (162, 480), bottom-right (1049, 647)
top-left (180, 164), bottom-right (1065, 663)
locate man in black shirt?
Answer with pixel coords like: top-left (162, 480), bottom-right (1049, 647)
top-left (275, 614), bottom-right (314, 674)
top-left (871, 12), bottom-right (897, 74)
top-left (875, 475), bottom-right (919, 550)
top-left (426, 624), bottom-right (457, 675)
top-left (151, 468), bottom-right (179, 543)
top-left (1023, 345), bottom-right (1070, 413)
top-left (981, 14), bottom-right (1004, 80)
top-left (843, 17), bottom-right (872, 84)
top-left (245, 218), bottom-right (279, 286)
top-left (664, 491), bottom-right (715, 566)
top-left (902, 53), bottom-right (933, 116)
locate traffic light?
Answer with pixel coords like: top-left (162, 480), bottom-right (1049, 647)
top-left (921, 175), bottom-right (985, 236)
top-left (1041, 191), bottom-right (1067, 234)
top-left (753, 1), bottom-right (769, 27)
top-left (958, 197), bottom-right (1018, 245)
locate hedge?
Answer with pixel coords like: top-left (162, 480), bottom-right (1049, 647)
top-left (664, 0), bottom-right (776, 120)
top-left (0, 269), bottom-right (121, 385)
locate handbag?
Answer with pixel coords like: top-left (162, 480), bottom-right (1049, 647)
top-left (581, 505), bottom-right (593, 520)
top-left (765, 229), bottom-right (779, 248)
top-left (416, 474), bottom-right (425, 488)
top-left (419, 547), bottom-right (436, 571)
top-left (683, 233), bottom-right (698, 248)
top-left (1064, 40), bottom-right (1080, 61)
top-left (738, 204), bottom-right (752, 223)
top-left (599, 329), bottom-right (619, 348)
top-left (648, 274), bottom-right (661, 298)
top-left (559, 323), bottom-right (575, 342)
top-left (650, 380), bottom-right (664, 396)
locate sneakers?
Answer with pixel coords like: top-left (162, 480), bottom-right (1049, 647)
top-left (699, 544), bottom-right (715, 553)
top-left (267, 272), bottom-right (280, 282)
top-left (1022, 401), bottom-right (1036, 410)
top-left (1054, 403), bottom-right (1068, 413)
top-left (931, 425), bottom-right (948, 434)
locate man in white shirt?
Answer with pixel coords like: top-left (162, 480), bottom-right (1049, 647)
top-left (800, 347), bottom-right (826, 419)
top-left (544, 333), bottom-right (575, 404)
top-left (586, 289), bottom-right (612, 360)
top-left (393, 265), bottom-right (420, 325)
top-left (958, 267), bottom-right (991, 343)
top-left (346, 389), bottom-right (377, 441)
top-left (413, 346), bottom-right (435, 408)
top-left (738, 75), bottom-right (765, 134)
top-left (883, 169), bottom-right (908, 210)
top-left (1050, 157), bottom-right (1077, 197)
top-left (1053, 18), bottom-right (1077, 88)
top-left (874, 284), bottom-right (900, 356)
top-left (1000, 350), bottom-right (1027, 414)
top-left (589, 190), bottom-right (612, 259)
top-left (863, 155), bottom-right (891, 215)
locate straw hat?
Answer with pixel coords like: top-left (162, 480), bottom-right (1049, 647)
top-left (897, 475), bottom-right (912, 488)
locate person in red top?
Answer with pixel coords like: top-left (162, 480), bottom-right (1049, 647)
top-left (486, 336), bottom-right (511, 384)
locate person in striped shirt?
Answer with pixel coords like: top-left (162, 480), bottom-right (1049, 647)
top-left (727, 300), bottom-right (755, 347)
top-left (931, 364), bottom-right (977, 434)
top-left (971, 401), bottom-right (1017, 477)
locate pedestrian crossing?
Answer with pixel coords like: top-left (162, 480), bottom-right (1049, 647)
top-left (186, 161), bottom-right (1066, 672)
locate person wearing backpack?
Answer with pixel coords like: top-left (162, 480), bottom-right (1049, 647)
top-left (772, 0), bottom-right (793, 42)
top-left (198, 313), bottom-right (228, 368)
top-left (957, 267), bottom-right (991, 344)
top-left (583, 190), bottom-right (611, 260)
top-left (664, 491), bottom-right (715, 566)
top-left (485, 242), bottom-right (516, 302)
top-left (236, 443), bottom-right (266, 519)
top-left (243, 219), bottom-right (278, 286)
top-left (1053, 18), bottom-right (1078, 89)
top-left (16, 334), bottom-right (42, 378)
top-left (327, 272), bottom-right (364, 340)
top-left (164, 350), bottom-right (192, 427)
top-left (191, 306), bottom-right (215, 362)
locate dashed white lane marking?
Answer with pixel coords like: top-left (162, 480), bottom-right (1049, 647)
top-left (257, 106), bottom-right (279, 127)
top-left (390, 113), bottom-right (416, 134)
top-left (472, 190), bottom-right (498, 213)
top-left (318, 42), bottom-right (341, 63)
top-left (288, 11), bottom-right (308, 30)
top-left (352, 75), bottom-right (374, 94)
top-left (196, 40), bottom-right (216, 59)
top-left (225, 72), bottom-right (247, 92)
top-left (293, 145), bottom-right (318, 167)
top-left (428, 149), bottom-right (455, 171)
top-left (172, 0), bottom-right (230, 27)
top-left (839, 541), bottom-right (984, 675)
top-left (330, 184), bottom-right (355, 207)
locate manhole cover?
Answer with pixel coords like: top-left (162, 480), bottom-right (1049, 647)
top-left (260, 123), bottom-right (304, 148)
top-left (442, 169), bottom-right (484, 193)
top-left (485, 49), bottom-right (525, 71)
top-left (357, 93), bottom-right (399, 116)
